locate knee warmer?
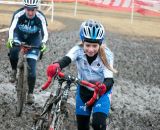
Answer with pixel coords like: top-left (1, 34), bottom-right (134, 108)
top-left (92, 112), bottom-right (107, 130)
top-left (9, 58), bottom-right (18, 70)
top-left (27, 58), bottom-right (37, 78)
top-left (27, 58), bottom-right (37, 94)
top-left (28, 76), bottom-right (36, 94)
top-left (76, 115), bottom-right (90, 130)
top-left (9, 47), bottom-right (20, 70)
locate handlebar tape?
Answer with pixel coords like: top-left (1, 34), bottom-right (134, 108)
top-left (86, 88), bottom-right (98, 106)
top-left (80, 80), bottom-right (96, 88)
top-left (58, 72), bottom-right (65, 78)
top-left (41, 72), bottom-right (64, 90)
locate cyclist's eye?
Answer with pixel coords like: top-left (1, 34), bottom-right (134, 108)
top-left (93, 44), bottom-right (98, 48)
top-left (25, 7), bottom-right (37, 11)
top-left (85, 44), bottom-right (91, 48)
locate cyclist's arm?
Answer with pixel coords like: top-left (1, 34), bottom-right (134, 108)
top-left (58, 56), bottom-right (71, 69)
top-left (66, 45), bottom-right (81, 61)
top-left (103, 47), bottom-right (114, 78)
top-left (37, 12), bottom-right (48, 43)
top-left (9, 10), bottom-right (25, 39)
top-left (103, 47), bottom-right (114, 92)
top-left (53, 45), bottom-right (80, 69)
top-left (41, 20), bottom-right (48, 43)
top-left (103, 78), bottom-right (114, 92)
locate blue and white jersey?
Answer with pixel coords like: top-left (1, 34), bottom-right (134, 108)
top-left (66, 45), bottom-right (114, 84)
top-left (9, 7), bottom-right (48, 43)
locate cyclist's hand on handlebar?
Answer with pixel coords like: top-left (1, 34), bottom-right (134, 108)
top-left (6, 39), bottom-right (13, 48)
top-left (47, 63), bottom-right (61, 78)
top-left (95, 82), bottom-right (107, 96)
top-left (41, 63), bottom-right (61, 90)
top-left (40, 42), bottom-right (47, 52)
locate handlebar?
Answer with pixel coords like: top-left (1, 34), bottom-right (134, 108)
top-left (13, 42), bottom-right (41, 50)
top-left (41, 71), bottom-right (98, 107)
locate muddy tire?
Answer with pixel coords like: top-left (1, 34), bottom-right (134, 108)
top-left (16, 67), bottom-right (25, 116)
top-left (54, 103), bottom-right (76, 130)
top-left (33, 97), bottom-right (53, 130)
top-left (16, 61), bottom-right (28, 117)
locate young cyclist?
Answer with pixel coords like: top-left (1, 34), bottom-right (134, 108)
top-left (46, 19), bottom-right (117, 130)
top-left (6, 0), bottom-right (48, 104)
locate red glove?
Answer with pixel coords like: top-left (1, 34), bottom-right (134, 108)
top-left (41, 63), bottom-right (61, 91)
top-left (95, 82), bottom-right (107, 96)
top-left (47, 63), bottom-right (61, 78)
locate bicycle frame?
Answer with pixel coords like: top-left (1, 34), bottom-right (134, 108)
top-left (33, 77), bottom-right (72, 130)
top-left (49, 81), bottom-right (71, 130)
top-left (33, 72), bottom-right (98, 130)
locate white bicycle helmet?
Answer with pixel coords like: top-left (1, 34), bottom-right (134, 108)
top-left (80, 19), bottom-right (105, 44)
top-left (23, 0), bottom-right (40, 8)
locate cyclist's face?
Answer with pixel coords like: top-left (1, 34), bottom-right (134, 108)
top-left (25, 7), bottom-right (37, 19)
top-left (83, 42), bottom-right (100, 57)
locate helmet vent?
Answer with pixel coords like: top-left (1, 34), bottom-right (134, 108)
top-left (88, 28), bottom-right (91, 37)
top-left (100, 30), bottom-right (103, 37)
top-left (89, 23), bottom-right (92, 27)
top-left (93, 27), bottom-right (95, 38)
top-left (83, 28), bottom-right (86, 35)
top-left (97, 29), bottom-right (100, 37)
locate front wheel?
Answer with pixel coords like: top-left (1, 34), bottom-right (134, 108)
top-left (50, 103), bottom-right (74, 130)
top-left (53, 113), bottom-right (66, 130)
top-left (32, 96), bottom-right (54, 130)
top-left (16, 68), bottom-right (25, 116)
top-left (34, 114), bottom-right (51, 130)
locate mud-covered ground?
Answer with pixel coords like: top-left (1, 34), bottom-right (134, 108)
top-left (0, 16), bottom-right (160, 130)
